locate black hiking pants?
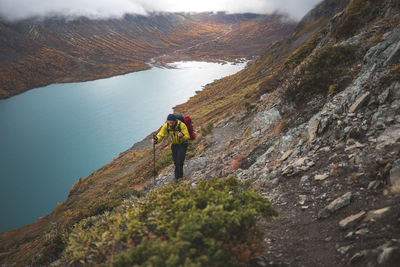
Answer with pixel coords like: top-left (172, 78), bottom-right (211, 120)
top-left (171, 143), bottom-right (188, 182)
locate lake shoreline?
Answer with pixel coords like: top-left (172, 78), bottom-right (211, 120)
top-left (0, 54), bottom-right (250, 100)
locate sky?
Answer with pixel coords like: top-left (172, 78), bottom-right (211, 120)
top-left (0, 0), bottom-right (322, 22)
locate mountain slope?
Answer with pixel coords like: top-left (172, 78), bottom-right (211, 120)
top-left (1, 0), bottom-right (400, 266)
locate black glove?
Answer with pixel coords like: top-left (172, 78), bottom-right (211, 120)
top-left (153, 135), bottom-right (158, 144)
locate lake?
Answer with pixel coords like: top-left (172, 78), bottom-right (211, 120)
top-left (0, 61), bottom-right (246, 232)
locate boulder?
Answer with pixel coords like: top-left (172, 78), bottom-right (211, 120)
top-left (253, 107), bottom-right (282, 132)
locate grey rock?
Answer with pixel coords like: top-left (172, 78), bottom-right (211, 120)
top-left (253, 107), bottom-right (282, 132)
top-left (378, 88), bottom-right (391, 104)
top-left (340, 33), bottom-right (366, 46)
top-left (348, 92), bottom-right (371, 113)
top-left (377, 247), bottom-right (399, 265)
top-left (389, 159), bottom-right (400, 188)
top-left (367, 180), bottom-right (381, 190)
top-left (337, 245), bottom-right (352, 255)
top-left (339, 211), bottom-right (366, 229)
top-left (349, 250), bottom-right (369, 265)
top-left (315, 173), bottom-right (329, 181)
top-left (299, 175), bottom-right (310, 186)
top-left (364, 207), bottom-right (391, 222)
top-left (391, 99), bottom-right (400, 110)
top-left (376, 125), bottom-right (400, 152)
top-left (280, 135), bottom-right (295, 152)
top-left (355, 228), bottom-right (369, 236)
top-left (280, 150), bottom-right (292, 161)
top-left (319, 192), bottom-right (352, 218)
top-left (298, 195), bottom-right (307, 205)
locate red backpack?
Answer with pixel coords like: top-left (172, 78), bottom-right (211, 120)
top-left (175, 114), bottom-right (196, 140)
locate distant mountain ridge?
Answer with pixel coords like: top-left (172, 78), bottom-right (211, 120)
top-left (0, 12), bottom-right (295, 98)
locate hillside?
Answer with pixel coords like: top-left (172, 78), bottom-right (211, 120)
top-left (1, 0), bottom-right (400, 266)
top-left (0, 12), bottom-right (295, 99)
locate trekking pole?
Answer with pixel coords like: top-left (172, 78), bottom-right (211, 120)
top-left (152, 135), bottom-right (158, 181)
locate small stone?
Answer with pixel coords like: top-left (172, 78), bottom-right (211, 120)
top-left (349, 92), bottom-right (371, 113)
top-left (349, 251), bottom-right (368, 264)
top-left (364, 207), bottom-right (391, 221)
top-left (301, 205), bottom-right (309, 210)
top-left (315, 174), bottom-right (329, 181)
top-left (318, 192), bottom-right (353, 218)
top-left (389, 159), bottom-right (400, 188)
top-left (376, 125), bottom-right (400, 151)
top-left (337, 245), bottom-right (352, 255)
top-left (345, 232), bottom-right (354, 239)
top-left (271, 178), bottom-right (279, 186)
top-left (325, 236), bottom-right (333, 242)
top-left (339, 211), bottom-right (366, 229)
top-left (307, 161), bottom-right (315, 167)
top-left (355, 228), bottom-right (369, 236)
top-left (376, 121), bottom-right (386, 130)
top-left (293, 157), bottom-right (308, 167)
top-left (367, 180), bottom-right (381, 190)
top-left (378, 88), bottom-right (391, 104)
top-left (280, 150), bottom-right (293, 161)
top-left (319, 146), bottom-right (331, 152)
top-left (299, 195), bottom-right (307, 205)
top-left (257, 260), bottom-right (267, 267)
top-left (377, 247), bottom-right (399, 265)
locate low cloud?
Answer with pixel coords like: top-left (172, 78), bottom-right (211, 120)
top-left (0, 0), bottom-right (322, 22)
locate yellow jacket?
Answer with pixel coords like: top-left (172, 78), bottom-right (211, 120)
top-left (156, 120), bottom-right (190, 144)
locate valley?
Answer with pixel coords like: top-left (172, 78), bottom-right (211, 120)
top-left (0, 12), bottom-right (295, 98)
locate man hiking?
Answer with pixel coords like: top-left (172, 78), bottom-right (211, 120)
top-left (152, 114), bottom-right (190, 183)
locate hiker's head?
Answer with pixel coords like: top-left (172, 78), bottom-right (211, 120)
top-left (166, 114), bottom-right (177, 127)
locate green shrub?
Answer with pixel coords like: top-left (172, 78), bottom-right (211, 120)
top-left (84, 190), bottom-right (142, 217)
top-left (332, 0), bottom-right (385, 39)
top-left (290, 45), bottom-right (359, 105)
top-left (60, 177), bottom-right (278, 266)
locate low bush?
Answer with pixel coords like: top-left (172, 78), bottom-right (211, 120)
top-left (288, 45), bottom-right (359, 105)
top-left (284, 33), bottom-right (323, 69)
top-left (332, 0), bottom-right (385, 39)
top-left (60, 177), bottom-right (278, 266)
top-left (84, 189), bottom-right (142, 217)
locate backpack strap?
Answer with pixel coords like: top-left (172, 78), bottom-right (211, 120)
top-left (167, 121), bottom-right (182, 135)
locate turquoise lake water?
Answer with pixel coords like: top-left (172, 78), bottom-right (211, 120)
top-left (0, 61), bottom-right (245, 232)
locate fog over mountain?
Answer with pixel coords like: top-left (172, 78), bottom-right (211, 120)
top-left (0, 0), bottom-right (322, 21)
